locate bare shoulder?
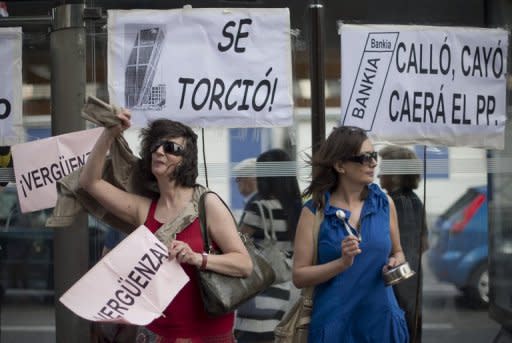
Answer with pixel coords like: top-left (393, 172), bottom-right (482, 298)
top-left (296, 205), bottom-right (316, 232)
top-left (386, 193), bottom-right (396, 208)
top-left (202, 191), bottom-right (234, 220)
top-left (203, 191), bottom-right (227, 210)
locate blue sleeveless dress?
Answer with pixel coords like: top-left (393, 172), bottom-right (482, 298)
top-left (306, 184), bottom-right (409, 343)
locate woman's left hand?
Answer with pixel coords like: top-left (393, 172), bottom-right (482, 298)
top-left (168, 240), bottom-right (201, 267)
top-left (382, 253), bottom-right (405, 273)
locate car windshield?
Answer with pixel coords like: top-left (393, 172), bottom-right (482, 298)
top-left (438, 188), bottom-right (484, 221)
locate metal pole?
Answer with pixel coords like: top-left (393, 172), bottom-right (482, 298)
top-left (50, 4), bottom-right (90, 343)
top-left (0, 16), bottom-right (51, 27)
top-left (309, 0), bottom-right (326, 155)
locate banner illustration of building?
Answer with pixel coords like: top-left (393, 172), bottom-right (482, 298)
top-left (125, 26), bottom-right (167, 110)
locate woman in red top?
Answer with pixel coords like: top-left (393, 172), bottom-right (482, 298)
top-left (79, 110), bottom-right (253, 343)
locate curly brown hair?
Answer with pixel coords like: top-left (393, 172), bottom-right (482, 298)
top-left (137, 119), bottom-right (198, 188)
top-left (303, 126), bottom-right (368, 209)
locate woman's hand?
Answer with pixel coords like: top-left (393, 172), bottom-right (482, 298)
top-left (108, 109), bottom-right (132, 137)
top-left (168, 240), bottom-right (202, 267)
top-left (382, 252), bottom-right (405, 273)
top-left (340, 235), bottom-right (362, 268)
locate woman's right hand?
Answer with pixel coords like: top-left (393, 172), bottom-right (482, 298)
top-left (108, 109), bottom-right (131, 137)
top-left (340, 235), bottom-right (362, 268)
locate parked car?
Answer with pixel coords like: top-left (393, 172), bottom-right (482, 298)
top-left (0, 185), bottom-right (108, 300)
top-left (428, 185), bottom-right (489, 307)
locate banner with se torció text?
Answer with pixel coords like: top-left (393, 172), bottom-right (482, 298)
top-left (107, 8), bottom-right (293, 128)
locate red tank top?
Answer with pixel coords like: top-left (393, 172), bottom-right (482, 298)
top-left (144, 200), bottom-right (235, 339)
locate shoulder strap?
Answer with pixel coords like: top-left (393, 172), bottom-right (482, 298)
top-left (311, 208), bottom-right (323, 265)
top-left (198, 191), bottom-right (237, 253)
top-left (262, 201), bottom-right (276, 240)
top-left (254, 200), bottom-right (274, 241)
top-left (154, 185), bottom-right (207, 246)
top-left (302, 208), bottom-right (323, 298)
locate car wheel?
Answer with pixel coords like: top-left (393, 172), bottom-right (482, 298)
top-left (466, 263), bottom-right (489, 308)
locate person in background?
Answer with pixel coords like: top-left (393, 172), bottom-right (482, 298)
top-left (233, 157), bottom-right (258, 226)
top-left (101, 227), bottom-right (127, 256)
top-left (235, 148), bottom-right (302, 343)
top-left (79, 110), bottom-right (252, 343)
top-left (293, 126), bottom-right (409, 343)
top-left (379, 145), bottom-right (428, 343)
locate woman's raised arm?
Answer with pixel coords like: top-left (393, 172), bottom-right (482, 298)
top-left (79, 110), bottom-right (149, 226)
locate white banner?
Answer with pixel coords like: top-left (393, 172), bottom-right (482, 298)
top-left (0, 27), bottom-right (22, 144)
top-left (340, 24), bottom-right (508, 149)
top-left (60, 225), bottom-right (189, 325)
top-left (107, 8), bottom-right (293, 128)
top-left (11, 128), bottom-right (103, 212)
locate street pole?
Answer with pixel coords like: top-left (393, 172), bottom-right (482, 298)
top-left (309, 0), bottom-right (326, 156)
top-left (50, 4), bottom-right (90, 342)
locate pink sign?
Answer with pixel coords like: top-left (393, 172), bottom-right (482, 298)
top-left (11, 127), bottom-right (103, 212)
top-left (60, 225), bottom-right (189, 325)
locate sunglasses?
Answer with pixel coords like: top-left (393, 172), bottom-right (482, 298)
top-left (150, 141), bottom-right (185, 156)
top-left (346, 151), bottom-right (378, 165)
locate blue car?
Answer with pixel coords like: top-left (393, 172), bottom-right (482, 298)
top-left (428, 185), bottom-right (489, 307)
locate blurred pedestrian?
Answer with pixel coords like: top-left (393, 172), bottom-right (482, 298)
top-left (101, 227), bottom-right (127, 256)
top-left (235, 148), bottom-right (302, 343)
top-left (379, 145), bottom-right (428, 343)
top-left (233, 157), bottom-right (258, 226)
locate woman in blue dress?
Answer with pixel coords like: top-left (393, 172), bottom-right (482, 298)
top-left (292, 126), bottom-right (409, 343)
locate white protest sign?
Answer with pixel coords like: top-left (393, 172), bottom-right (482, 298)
top-left (0, 27), bottom-right (22, 143)
top-left (11, 127), bottom-right (103, 212)
top-left (340, 24), bottom-right (508, 149)
top-left (108, 8), bottom-right (293, 128)
top-left (60, 225), bottom-right (189, 325)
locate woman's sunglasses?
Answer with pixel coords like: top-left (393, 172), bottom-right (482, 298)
top-left (346, 151), bottom-right (378, 165)
top-left (150, 141), bottom-right (185, 156)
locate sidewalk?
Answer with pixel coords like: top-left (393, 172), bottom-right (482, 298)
top-left (1, 299), bottom-right (55, 343)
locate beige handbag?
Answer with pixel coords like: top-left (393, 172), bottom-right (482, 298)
top-left (197, 191), bottom-right (276, 316)
top-left (274, 209), bottom-right (323, 343)
top-left (254, 199), bottom-right (293, 284)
